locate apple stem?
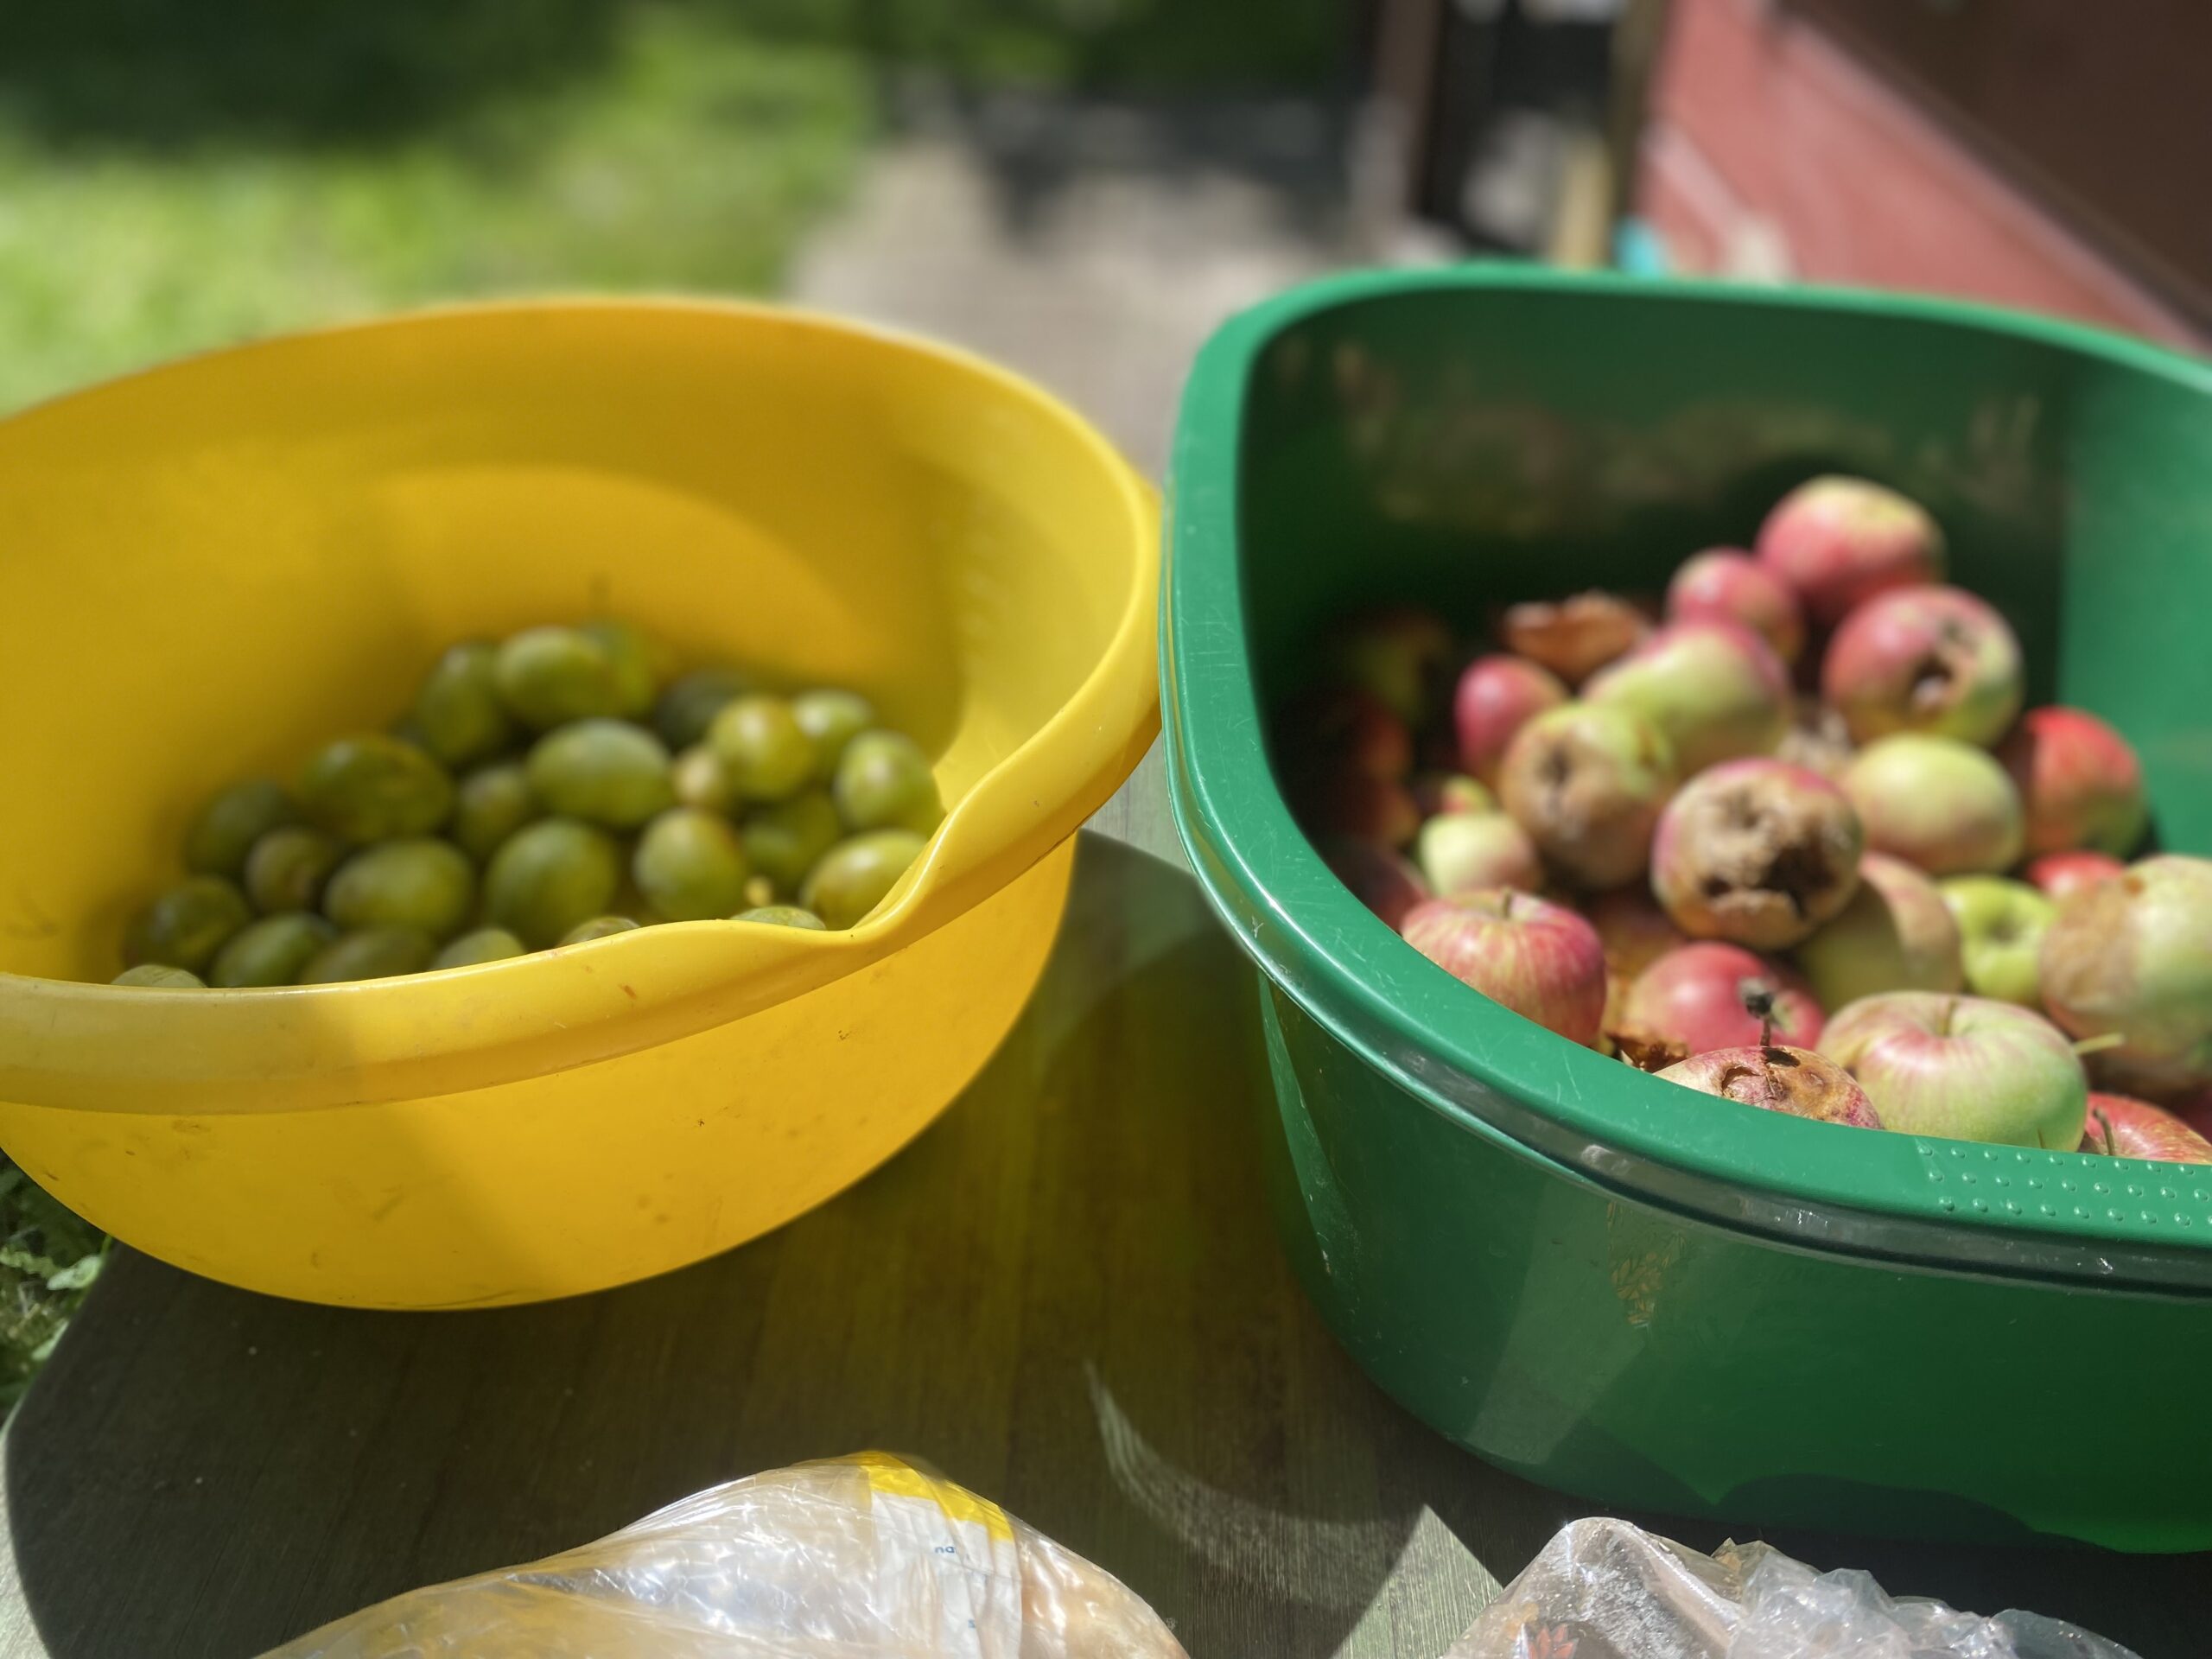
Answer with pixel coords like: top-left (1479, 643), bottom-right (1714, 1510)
top-left (2071, 1033), bottom-right (2126, 1057)
top-left (1740, 982), bottom-right (1777, 1049)
top-left (2091, 1107), bottom-right (2115, 1158)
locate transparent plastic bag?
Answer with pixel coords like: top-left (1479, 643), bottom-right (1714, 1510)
top-left (264, 1452), bottom-right (1187, 1658)
top-left (1444, 1517), bottom-right (2140, 1659)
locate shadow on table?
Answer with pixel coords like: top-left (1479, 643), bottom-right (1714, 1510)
top-left (7, 832), bottom-right (2203, 1659)
top-left (3, 836), bottom-right (1506, 1659)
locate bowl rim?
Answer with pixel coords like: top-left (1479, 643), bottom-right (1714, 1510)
top-left (1162, 264), bottom-right (2212, 1290)
top-left (0, 297), bottom-right (1161, 1115)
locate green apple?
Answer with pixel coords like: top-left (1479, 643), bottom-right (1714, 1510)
top-left (1940, 875), bottom-right (2056, 1007)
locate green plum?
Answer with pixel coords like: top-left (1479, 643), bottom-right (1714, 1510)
top-left (324, 839), bottom-right (477, 939)
top-left (297, 733), bottom-right (454, 842)
top-left (451, 760), bottom-right (543, 862)
top-left (184, 779), bottom-right (300, 879)
top-left (579, 619), bottom-right (668, 719)
top-left (412, 640), bottom-right (516, 768)
top-left (525, 719), bottom-right (673, 830)
top-left (708, 695), bottom-right (813, 803)
top-left (112, 963), bottom-right (205, 988)
top-left (210, 912), bottom-right (337, 988)
top-left (484, 818), bottom-right (623, 948)
top-left (243, 825), bottom-right (344, 914)
top-left (831, 731), bottom-right (943, 835)
top-left (125, 875), bottom-right (252, 971)
top-left (800, 830), bottom-right (927, 930)
top-left (792, 689), bottom-right (874, 781)
top-left (633, 808), bottom-right (751, 921)
top-left (671, 744), bottom-right (735, 812)
top-left (297, 926), bottom-right (439, 983)
top-left (653, 666), bottom-right (753, 751)
top-left (558, 915), bottom-right (640, 946)
top-left (734, 905), bottom-right (827, 930)
top-left (493, 626), bottom-right (626, 730)
top-left (740, 790), bottom-right (842, 895)
top-left (433, 926), bottom-right (529, 969)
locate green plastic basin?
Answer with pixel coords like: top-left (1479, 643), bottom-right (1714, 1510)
top-left (1162, 267), bottom-right (2212, 1551)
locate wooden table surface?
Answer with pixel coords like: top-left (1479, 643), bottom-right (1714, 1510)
top-left (2, 816), bottom-right (2204, 1658)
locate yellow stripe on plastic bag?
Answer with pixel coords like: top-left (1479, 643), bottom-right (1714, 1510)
top-left (850, 1452), bottom-right (1015, 1543)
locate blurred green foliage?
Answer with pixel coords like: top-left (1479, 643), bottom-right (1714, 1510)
top-left (0, 1162), bottom-right (106, 1410)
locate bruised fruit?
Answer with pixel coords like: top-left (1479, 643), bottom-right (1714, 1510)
top-left (1821, 584), bottom-right (2023, 747)
top-left (1499, 591), bottom-right (1647, 686)
top-left (1498, 702), bottom-right (1675, 889)
top-left (2038, 855), bottom-right (2212, 1098)
top-left (1649, 759), bottom-right (1863, 950)
top-left (1657, 1043), bottom-right (1881, 1128)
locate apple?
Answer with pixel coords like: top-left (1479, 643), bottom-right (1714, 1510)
top-left (1452, 653), bottom-right (1569, 784)
top-left (2079, 1093), bottom-right (2212, 1164)
top-left (1411, 772), bottom-right (1494, 818)
top-left (2024, 849), bottom-right (2125, 901)
top-left (1649, 758), bottom-right (1864, 950)
top-left (1293, 771), bottom-right (1419, 848)
top-left (1843, 734), bottom-right (2024, 875)
top-left (1821, 991), bottom-right (2088, 1147)
top-left (1584, 620), bottom-right (1791, 775)
top-left (1415, 810), bottom-right (1544, 896)
top-left (1755, 474), bottom-right (1946, 626)
top-left (1997, 706), bottom-right (2149, 858)
top-left (1795, 852), bottom-right (1964, 1010)
top-left (1776, 696), bottom-right (1856, 782)
top-left (1278, 683), bottom-right (1411, 781)
top-left (2039, 855), bottom-right (2212, 1098)
top-left (1498, 590), bottom-right (1648, 686)
top-left (1666, 548), bottom-right (1806, 664)
top-left (1497, 702), bottom-right (1677, 889)
top-left (1657, 1043), bottom-right (1882, 1128)
top-left (1328, 604), bottom-right (1453, 726)
top-left (1319, 836), bottom-right (1430, 931)
top-left (1620, 941), bottom-right (1824, 1053)
top-left (1940, 875), bottom-right (2056, 1007)
top-left (1587, 885), bottom-right (1690, 1033)
top-left (1821, 584), bottom-right (2024, 747)
top-left (1399, 887), bottom-right (1608, 1047)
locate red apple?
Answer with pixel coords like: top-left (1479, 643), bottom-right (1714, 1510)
top-left (1821, 584), bottom-right (2024, 747)
top-left (1497, 702), bottom-right (1677, 889)
top-left (1499, 590), bottom-right (1649, 686)
top-left (1657, 1043), bottom-right (1882, 1128)
top-left (1416, 810), bottom-right (1544, 897)
top-left (1319, 836), bottom-right (1430, 931)
top-left (1795, 852), bottom-right (1964, 1010)
top-left (1755, 474), bottom-right (1946, 626)
top-left (1400, 887), bottom-right (1607, 1046)
top-left (1843, 734), bottom-right (2024, 875)
top-left (2039, 855), bottom-right (2212, 1099)
top-left (1620, 942), bottom-right (1824, 1054)
top-left (1584, 620), bottom-right (1791, 775)
top-left (1588, 886), bottom-right (1689, 1033)
top-left (2079, 1093), bottom-right (2212, 1164)
top-left (1277, 684), bottom-right (1412, 783)
top-left (1998, 706), bottom-right (2149, 858)
top-left (1650, 758), bottom-right (1864, 950)
top-left (1666, 548), bottom-right (1806, 664)
top-left (1452, 653), bottom-right (1569, 784)
top-left (1821, 992), bottom-right (2088, 1148)
top-left (1410, 772), bottom-right (1495, 818)
top-left (1328, 605), bottom-right (1454, 726)
top-left (2024, 849), bottom-right (2126, 901)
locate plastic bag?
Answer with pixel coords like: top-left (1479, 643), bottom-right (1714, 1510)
top-left (1445, 1517), bottom-right (2140, 1659)
top-left (264, 1452), bottom-right (1187, 1658)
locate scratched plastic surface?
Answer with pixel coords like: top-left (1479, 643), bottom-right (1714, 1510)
top-left (262, 1454), bottom-right (1187, 1659)
top-left (1444, 1518), bottom-right (2138, 1659)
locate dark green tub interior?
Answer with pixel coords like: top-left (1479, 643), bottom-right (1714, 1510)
top-left (1163, 267), bottom-right (2212, 1548)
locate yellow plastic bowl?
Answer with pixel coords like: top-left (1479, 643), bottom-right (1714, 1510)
top-left (0, 301), bottom-right (1158, 1307)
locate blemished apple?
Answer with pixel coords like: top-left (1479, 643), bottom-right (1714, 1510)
top-left (1415, 810), bottom-right (1544, 896)
top-left (1399, 887), bottom-right (1608, 1047)
top-left (1821, 991), bottom-right (2088, 1148)
top-left (1293, 770), bottom-right (1420, 848)
top-left (1279, 684), bottom-right (1412, 781)
top-left (1327, 604), bottom-right (1454, 726)
top-left (1319, 836), bottom-right (1430, 931)
top-left (1620, 941), bottom-right (1824, 1054)
top-left (1776, 696), bottom-right (1856, 782)
top-left (1498, 590), bottom-right (1648, 686)
top-left (1795, 852), bottom-right (1964, 1010)
top-left (1584, 620), bottom-right (1792, 775)
top-left (1755, 474), bottom-right (1946, 626)
top-left (1411, 772), bottom-right (1494, 818)
top-left (1587, 885), bottom-right (1689, 1033)
top-left (1665, 549), bottom-right (1806, 664)
top-left (2079, 1093), bottom-right (2212, 1164)
top-left (1821, 584), bottom-right (2024, 748)
top-left (1649, 759), bottom-right (1864, 950)
top-left (1998, 705), bottom-right (2149, 858)
top-left (2024, 849), bottom-right (2126, 901)
top-left (1843, 733), bottom-right (2024, 875)
top-left (2039, 855), bottom-right (2212, 1098)
top-left (1452, 653), bottom-right (1569, 784)
top-left (1656, 1043), bottom-right (1882, 1128)
top-left (1940, 875), bottom-right (2056, 1007)
top-left (1497, 702), bottom-right (1677, 889)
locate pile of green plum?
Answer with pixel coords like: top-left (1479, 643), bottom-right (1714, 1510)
top-left (111, 621), bottom-right (943, 988)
